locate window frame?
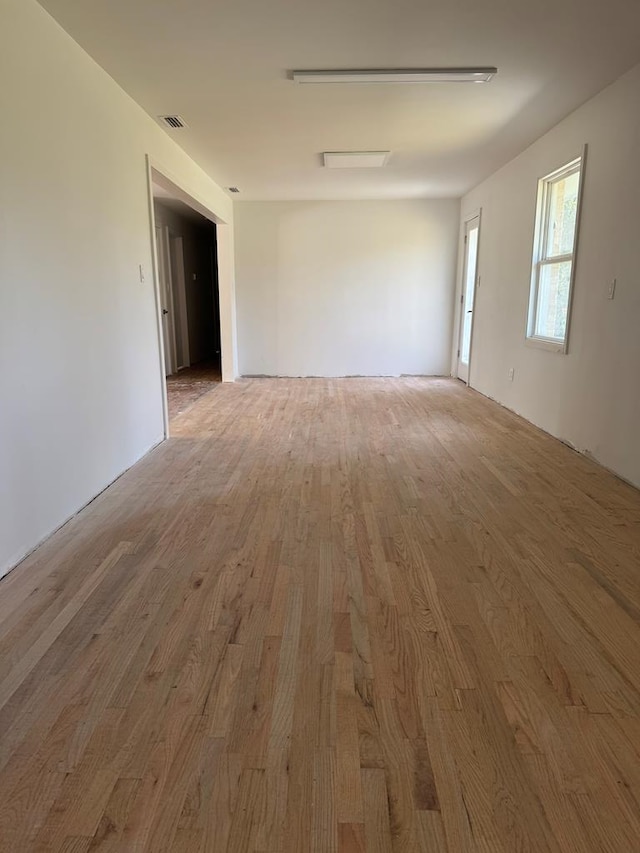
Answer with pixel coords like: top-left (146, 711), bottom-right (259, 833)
top-left (526, 147), bottom-right (586, 354)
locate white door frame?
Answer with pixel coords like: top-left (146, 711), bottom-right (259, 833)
top-left (456, 211), bottom-right (482, 385)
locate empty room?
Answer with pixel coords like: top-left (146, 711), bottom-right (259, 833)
top-left (1, 0), bottom-right (640, 851)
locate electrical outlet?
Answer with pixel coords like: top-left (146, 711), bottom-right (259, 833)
top-left (139, 264), bottom-right (145, 283)
top-left (508, 368), bottom-right (515, 381)
top-left (607, 278), bottom-right (616, 300)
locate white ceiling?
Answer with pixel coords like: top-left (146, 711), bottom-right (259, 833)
top-left (39, 0), bottom-right (640, 200)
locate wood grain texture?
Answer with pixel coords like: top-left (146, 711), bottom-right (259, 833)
top-left (1, 377), bottom-right (640, 852)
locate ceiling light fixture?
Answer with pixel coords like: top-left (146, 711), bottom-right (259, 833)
top-left (293, 68), bottom-right (497, 84)
top-left (323, 151), bottom-right (391, 169)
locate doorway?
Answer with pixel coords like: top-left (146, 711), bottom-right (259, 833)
top-left (457, 214), bottom-right (481, 384)
top-left (153, 192), bottom-right (222, 420)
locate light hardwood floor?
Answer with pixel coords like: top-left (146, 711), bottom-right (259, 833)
top-left (1, 378), bottom-right (640, 852)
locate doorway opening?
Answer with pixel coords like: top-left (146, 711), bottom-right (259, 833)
top-left (457, 214), bottom-right (481, 384)
top-left (152, 183), bottom-right (222, 422)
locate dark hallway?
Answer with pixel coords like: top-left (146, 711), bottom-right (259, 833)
top-left (153, 194), bottom-right (222, 406)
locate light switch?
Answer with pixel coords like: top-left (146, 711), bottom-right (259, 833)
top-left (608, 278), bottom-right (616, 300)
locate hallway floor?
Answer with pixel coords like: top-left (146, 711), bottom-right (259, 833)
top-left (1, 378), bottom-right (639, 851)
top-left (166, 359), bottom-right (221, 420)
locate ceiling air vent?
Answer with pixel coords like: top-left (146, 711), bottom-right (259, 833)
top-left (228, 187), bottom-right (240, 193)
top-left (159, 115), bottom-right (187, 129)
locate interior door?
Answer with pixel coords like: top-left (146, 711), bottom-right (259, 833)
top-left (156, 224), bottom-right (177, 376)
top-left (169, 235), bottom-right (190, 371)
top-left (457, 215), bottom-right (480, 383)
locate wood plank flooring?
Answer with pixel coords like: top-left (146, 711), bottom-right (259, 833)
top-left (1, 377), bottom-right (640, 852)
top-left (166, 360), bottom-right (221, 420)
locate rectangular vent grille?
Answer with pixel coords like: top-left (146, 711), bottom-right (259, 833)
top-left (159, 115), bottom-right (186, 129)
top-left (228, 187), bottom-right (240, 193)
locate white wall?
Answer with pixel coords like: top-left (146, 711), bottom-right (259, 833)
top-left (235, 200), bottom-right (460, 377)
top-left (0, 0), bottom-right (236, 577)
top-left (456, 64), bottom-right (640, 488)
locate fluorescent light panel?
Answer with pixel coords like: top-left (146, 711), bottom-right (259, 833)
top-left (293, 68), bottom-right (497, 84)
top-left (324, 151), bottom-right (390, 169)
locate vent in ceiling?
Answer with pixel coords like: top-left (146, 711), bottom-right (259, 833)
top-left (228, 187), bottom-right (240, 193)
top-left (159, 115), bottom-right (187, 129)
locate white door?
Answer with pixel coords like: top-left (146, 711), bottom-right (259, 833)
top-left (169, 235), bottom-right (190, 371)
top-left (457, 215), bottom-right (480, 383)
top-left (156, 224), bottom-right (177, 376)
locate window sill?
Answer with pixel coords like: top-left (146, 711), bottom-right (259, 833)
top-left (525, 336), bottom-right (567, 354)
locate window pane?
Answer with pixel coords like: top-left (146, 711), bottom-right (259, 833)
top-left (535, 260), bottom-right (572, 340)
top-left (545, 170), bottom-right (579, 258)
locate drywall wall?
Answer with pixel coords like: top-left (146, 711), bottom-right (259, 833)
top-left (235, 200), bottom-right (460, 377)
top-left (455, 63), bottom-right (640, 487)
top-left (0, 0), bottom-right (236, 578)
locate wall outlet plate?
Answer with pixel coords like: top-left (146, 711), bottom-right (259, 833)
top-left (608, 278), bottom-right (616, 299)
top-left (508, 367), bottom-right (515, 381)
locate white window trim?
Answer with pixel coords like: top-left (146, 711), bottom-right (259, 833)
top-left (526, 146), bottom-right (587, 354)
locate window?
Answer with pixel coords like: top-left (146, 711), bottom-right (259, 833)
top-left (527, 152), bottom-right (584, 351)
